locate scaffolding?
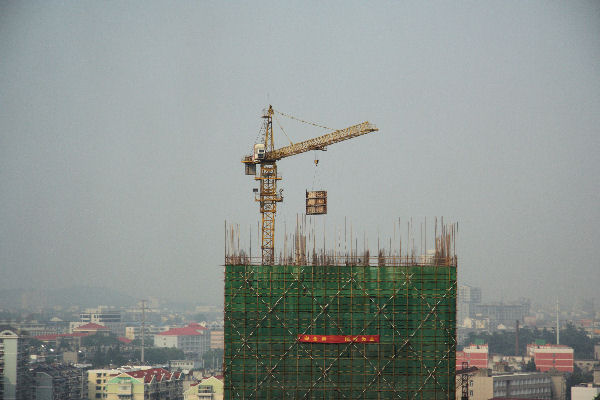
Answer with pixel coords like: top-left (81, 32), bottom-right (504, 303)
top-left (224, 221), bottom-right (457, 399)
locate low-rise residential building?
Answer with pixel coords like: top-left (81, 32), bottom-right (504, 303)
top-left (457, 369), bottom-right (554, 400)
top-left (571, 383), bottom-right (600, 400)
top-left (155, 323), bottom-right (210, 356)
top-left (73, 322), bottom-right (111, 336)
top-left (184, 376), bottom-right (223, 400)
top-left (87, 368), bottom-right (122, 399)
top-left (527, 343), bottom-right (574, 373)
top-left (457, 343), bottom-right (489, 369)
top-left (170, 359), bottom-right (201, 371)
top-left (105, 368), bottom-right (183, 400)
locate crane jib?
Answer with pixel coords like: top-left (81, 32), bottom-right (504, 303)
top-left (265, 122), bottom-right (377, 161)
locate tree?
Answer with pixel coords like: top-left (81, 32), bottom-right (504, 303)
top-left (201, 348), bottom-right (224, 370)
top-left (523, 358), bottom-right (537, 372)
top-left (82, 333), bottom-right (120, 347)
top-left (132, 347), bottom-right (184, 364)
top-left (560, 323), bottom-right (594, 359)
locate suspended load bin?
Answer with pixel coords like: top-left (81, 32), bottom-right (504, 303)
top-left (306, 190), bottom-right (327, 215)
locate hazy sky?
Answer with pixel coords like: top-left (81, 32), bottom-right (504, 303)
top-left (1, 2), bottom-right (598, 306)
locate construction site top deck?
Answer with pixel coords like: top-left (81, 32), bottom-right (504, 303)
top-left (225, 218), bottom-right (457, 267)
top-left (225, 252), bottom-right (457, 267)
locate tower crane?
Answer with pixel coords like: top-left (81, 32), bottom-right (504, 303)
top-left (242, 105), bottom-right (378, 265)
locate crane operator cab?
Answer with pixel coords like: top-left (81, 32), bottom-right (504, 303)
top-left (253, 143), bottom-right (266, 163)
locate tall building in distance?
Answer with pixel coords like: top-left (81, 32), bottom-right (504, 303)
top-left (0, 330), bottom-right (31, 400)
top-left (77, 306), bottom-right (126, 336)
top-left (458, 285), bottom-right (482, 326)
top-left (224, 221), bottom-right (457, 399)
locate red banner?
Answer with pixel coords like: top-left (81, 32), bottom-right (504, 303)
top-left (297, 334), bottom-right (379, 344)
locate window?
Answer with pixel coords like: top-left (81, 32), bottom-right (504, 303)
top-left (96, 394), bottom-right (101, 399)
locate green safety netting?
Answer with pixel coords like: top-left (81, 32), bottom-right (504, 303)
top-left (224, 264), bottom-right (456, 399)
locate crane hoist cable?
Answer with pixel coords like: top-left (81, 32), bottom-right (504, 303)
top-left (274, 109), bottom-right (334, 131)
top-left (312, 152), bottom-right (321, 191)
top-left (273, 113), bottom-right (294, 146)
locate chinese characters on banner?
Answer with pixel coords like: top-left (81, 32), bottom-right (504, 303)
top-left (297, 335), bottom-right (380, 343)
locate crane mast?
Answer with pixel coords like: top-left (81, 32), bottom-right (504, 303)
top-left (256, 106), bottom-right (282, 265)
top-left (242, 105), bottom-right (377, 265)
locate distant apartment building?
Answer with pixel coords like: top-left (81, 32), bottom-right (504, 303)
top-left (210, 330), bottom-right (224, 350)
top-left (527, 343), bottom-right (574, 373)
top-left (458, 285), bottom-right (482, 325)
top-left (154, 323), bottom-right (211, 356)
top-left (0, 329), bottom-right (32, 400)
top-left (458, 369), bottom-right (553, 400)
top-left (33, 363), bottom-right (87, 400)
top-left (105, 368), bottom-right (183, 400)
top-left (125, 325), bottom-right (162, 340)
top-left (11, 319), bottom-right (69, 337)
top-left (470, 301), bottom-right (530, 327)
top-left (78, 307), bottom-right (126, 336)
top-left (80, 307), bottom-right (122, 324)
top-left (169, 359), bottom-right (201, 371)
top-left (35, 332), bottom-right (90, 349)
top-left (457, 343), bottom-right (489, 369)
top-left (73, 322), bottom-right (111, 336)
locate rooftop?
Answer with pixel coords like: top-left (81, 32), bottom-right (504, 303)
top-left (158, 323), bottom-right (207, 336)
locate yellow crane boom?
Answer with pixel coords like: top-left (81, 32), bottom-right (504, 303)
top-left (242, 105), bottom-right (378, 265)
top-left (266, 121), bottom-right (378, 161)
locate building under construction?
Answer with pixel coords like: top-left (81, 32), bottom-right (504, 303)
top-left (228, 107), bottom-right (457, 398)
top-left (224, 221), bottom-right (457, 399)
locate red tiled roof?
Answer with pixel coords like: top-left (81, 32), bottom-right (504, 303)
top-left (117, 337), bottom-right (132, 344)
top-left (157, 323), bottom-right (207, 336)
top-left (74, 322), bottom-right (109, 331)
top-left (125, 368), bottom-right (181, 384)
